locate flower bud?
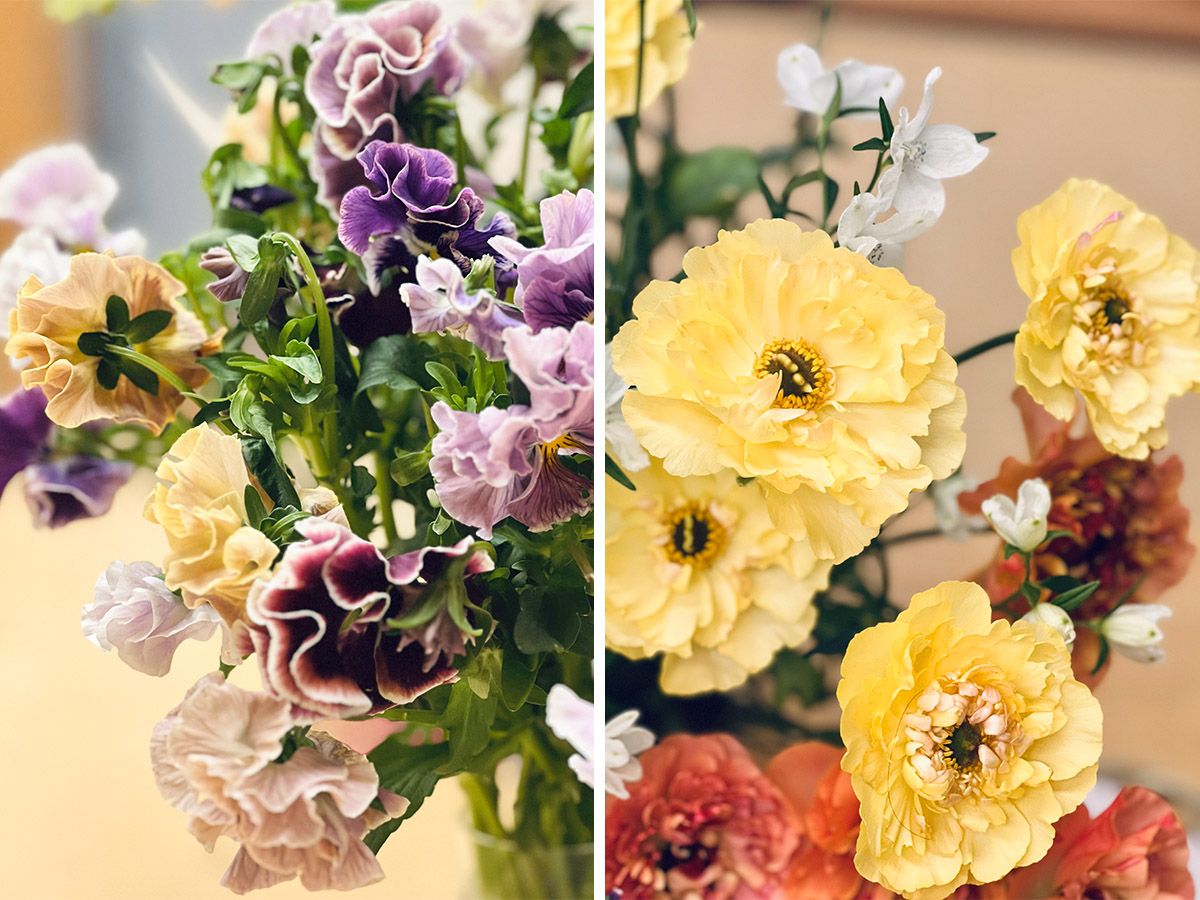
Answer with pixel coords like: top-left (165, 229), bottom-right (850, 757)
top-left (981, 477), bottom-right (1051, 552)
top-left (1021, 602), bottom-right (1075, 648)
top-left (1099, 604), bottom-right (1170, 663)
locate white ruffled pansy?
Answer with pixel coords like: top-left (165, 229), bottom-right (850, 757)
top-left (605, 343), bottom-right (650, 473)
top-left (981, 477), bottom-right (1051, 553)
top-left (1021, 602), bottom-right (1076, 648)
top-left (837, 167), bottom-right (939, 270)
top-left (1100, 604), bottom-right (1170, 663)
top-left (778, 44), bottom-right (903, 117)
top-left (888, 67), bottom-right (988, 216)
top-left (545, 684), bottom-right (654, 799)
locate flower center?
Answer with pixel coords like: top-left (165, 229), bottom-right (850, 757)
top-left (945, 721), bottom-right (982, 770)
top-left (539, 433), bottom-right (582, 459)
top-left (662, 503), bottom-right (726, 568)
top-left (1087, 285), bottom-right (1131, 335)
top-left (753, 338), bottom-right (834, 410)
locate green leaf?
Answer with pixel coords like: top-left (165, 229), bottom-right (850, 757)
top-left (852, 137), bottom-right (889, 152)
top-left (436, 660), bottom-right (500, 775)
top-left (239, 237), bottom-right (286, 330)
top-left (666, 147), bottom-right (759, 219)
top-left (225, 233), bottom-right (261, 272)
top-left (1053, 580), bottom-right (1101, 612)
top-left (773, 650), bottom-right (823, 707)
top-left (124, 309), bottom-right (174, 344)
top-left (96, 356), bottom-right (120, 390)
top-left (349, 464), bottom-right (377, 499)
top-left (118, 356), bottom-right (160, 395)
top-left (274, 340), bottom-right (323, 383)
top-left (365, 741), bottom-right (447, 854)
top-left (974, 131), bottom-right (996, 143)
top-left (426, 361), bottom-right (464, 399)
top-left (557, 59), bottom-right (593, 118)
top-left (212, 60), bottom-right (267, 93)
top-left (1090, 635), bottom-right (1110, 675)
top-left (1041, 529), bottom-right (1076, 546)
top-left (879, 97), bottom-right (895, 144)
top-left (513, 588), bottom-right (581, 654)
top-left (243, 484), bottom-right (267, 529)
top-left (1003, 543), bottom-right (1025, 560)
top-left (604, 454), bottom-right (635, 491)
top-left (500, 649), bottom-right (539, 712)
top-left (356, 335), bottom-right (425, 394)
top-left (240, 435), bottom-right (300, 508)
top-left (1019, 582), bottom-right (1042, 604)
top-left (1039, 575), bottom-right (1082, 595)
top-left (823, 176), bottom-right (839, 223)
top-left (682, 0), bottom-right (697, 35)
top-left (391, 448), bottom-right (432, 488)
top-left (105, 294), bottom-right (129, 332)
top-left (77, 332), bottom-right (111, 357)
top-left (780, 170), bottom-right (824, 205)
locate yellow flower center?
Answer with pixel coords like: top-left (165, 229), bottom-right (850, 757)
top-left (753, 338), bottom-right (834, 410)
top-left (539, 433), bottom-right (582, 459)
top-left (661, 503), bottom-right (726, 569)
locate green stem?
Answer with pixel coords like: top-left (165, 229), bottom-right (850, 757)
top-left (564, 539), bottom-right (593, 583)
top-left (459, 772), bottom-right (506, 839)
top-left (272, 83), bottom-right (307, 181)
top-left (953, 330), bottom-right (1019, 366)
top-left (106, 345), bottom-right (207, 404)
top-left (375, 450), bottom-right (399, 549)
top-left (517, 76), bottom-right (539, 197)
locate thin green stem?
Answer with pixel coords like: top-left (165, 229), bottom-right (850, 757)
top-left (564, 539), bottom-right (593, 584)
top-left (106, 346), bottom-right (207, 404)
top-left (272, 84), bottom-right (307, 180)
top-left (953, 330), bottom-right (1019, 366)
top-left (517, 76), bottom-right (539, 197)
top-left (375, 450), bottom-right (399, 548)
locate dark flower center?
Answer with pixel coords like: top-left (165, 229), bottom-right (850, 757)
top-left (662, 503), bottom-right (726, 569)
top-left (753, 338), bottom-right (833, 410)
top-left (1088, 285), bottom-right (1132, 333)
top-left (944, 721), bottom-right (982, 770)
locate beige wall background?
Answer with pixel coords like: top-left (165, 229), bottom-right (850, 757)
top-left (657, 0), bottom-right (1200, 808)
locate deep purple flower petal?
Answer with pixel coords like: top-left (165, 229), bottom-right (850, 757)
top-left (522, 276), bottom-right (594, 332)
top-left (24, 455), bottom-right (134, 528)
top-left (199, 246), bottom-right (251, 303)
top-left (375, 630), bottom-right (459, 705)
top-left (505, 449), bottom-right (593, 533)
top-left (0, 386), bottom-right (52, 496)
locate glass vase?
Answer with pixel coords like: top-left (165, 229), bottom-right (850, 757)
top-left (466, 830), bottom-right (593, 900)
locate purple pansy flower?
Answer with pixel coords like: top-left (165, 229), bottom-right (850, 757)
top-left (0, 386), bottom-right (52, 495)
top-left (491, 190), bottom-right (593, 331)
top-left (24, 455), bottom-right (135, 528)
top-left (198, 246), bottom-right (250, 303)
top-left (400, 256), bottom-right (524, 359)
top-left (246, 517), bottom-right (493, 722)
top-left (304, 0), bottom-right (467, 215)
top-left (246, 0), bottom-right (337, 74)
top-left (430, 321), bottom-right (593, 537)
top-left (338, 141), bottom-right (516, 292)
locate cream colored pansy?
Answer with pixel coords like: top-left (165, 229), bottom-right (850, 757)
top-left (838, 581), bottom-right (1102, 900)
top-left (606, 458), bottom-right (831, 694)
top-left (144, 425), bottom-right (279, 625)
top-left (605, 0), bottom-right (693, 120)
top-left (611, 219), bottom-right (965, 563)
top-left (1014, 179), bottom-right (1200, 459)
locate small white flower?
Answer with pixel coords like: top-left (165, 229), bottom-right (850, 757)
top-left (888, 67), bottom-right (988, 216)
top-left (1021, 602), bottom-right (1076, 648)
top-left (82, 560), bottom-right (221, 676)
top-left (928, 468), bottom-right (984, 541)
top-left (777, 44), bottom-right (903, 118)
top-left (605, 344), bottom-right (650, 473)
top-left (545, 684), bottom-right (654, 799)
top-left (837, 167), bottom-right (938, 270)
top-left (1100, 604), bottom-right (1170, 663)
top-left (981, 477), bottom-right (1051, 553)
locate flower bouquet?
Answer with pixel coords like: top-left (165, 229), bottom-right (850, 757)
top-left (1, 0), bottom-right (595, 896)
top-left (604, 4), bottom-right (1196, 899)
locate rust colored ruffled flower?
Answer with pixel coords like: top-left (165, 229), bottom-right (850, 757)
top-left (5, 251), bottom-right (214, 434)
top-left (605, 733), bottom-right (800, 899)
top-left (838, 581), bottom-right (1102, 900)
top-left (144, 425), bottom-right (279, 625)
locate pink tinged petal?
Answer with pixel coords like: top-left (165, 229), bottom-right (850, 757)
top-left (384, 536), bottom-right (478, 585)
top-left (1077, 210), bottom-right (1125, 249)
top-left (222, 846), bottom-right (293, 895)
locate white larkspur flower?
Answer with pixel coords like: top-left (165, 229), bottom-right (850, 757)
top-left (545, 684), bottom-right (654, 799)
top-left (777, 44), bottom-right (903, 118)
top-left (604, 343), bottom-right (649, 473)
top-left (1021, 602), bottom-right (1076, 649)
top-left (929, 468), bottom-right (984, 541)
top-left (888, 67), bottom-right (988, 216)
top-left (981, 477), bottom-right (1051, 553)
top-left (1099, 604), bottom-right (1170, 663)
top-left (837, 167), bottom-right (939, 269)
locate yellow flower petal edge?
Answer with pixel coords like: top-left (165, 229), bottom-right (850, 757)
top-left (605, 459), bottom-right (830, 694)
top-left (1013, 178), bottom-right (1200, 459)
top-left (606, 0), bottom-right (694, 120)
top-left (611, 219), bottom-right (966, 563)
top-left (837, 581), bottom-right (1102, 900)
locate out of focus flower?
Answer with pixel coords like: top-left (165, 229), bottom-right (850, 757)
top-left (607, 458), bottom-right (829, 694)
top-left (546, 684), bottom-right (654, 798)
top-left (1021, 601), bottom-right (1076, 649)
top-left (605, 733), bottom-right (799, 898)
top-left (339, 141), bottom-right (515, 292)
top-left (1098, 604), bottom-right (1170, 663)
top-left (144, 425), bottom-right (279, 625)
top-left (929, 469), bottom-right (983, 541)
top-left (400, 256), bottom-right (524, 359)
top-left (604, 343), bottom-right (649, 473)
top-left (151, 674), bottom-right (408, 894)
top-left (246, 0), bottom-right (335, 73)
top-left (490, 189), bottom-right (594, 330)
top-left (82, 560), bottom-right (221, 676)
top-left (981, 477), bottom-right (1051, 553)
top-left (0, 144), bottom-right (116, 246)
top-left (247, 517), bottom-right (492, 722)
top-left (888, 68), bottom-right (988, 216)
top-left (0, 386), bottom-right (52, 497)
top-left (305, 1), bottom-right (466, 214)
top-left (777, 44), bottom-right (903, 117)
top-left (606, 0), bottom-right (693, 120)
top-left (6, 252), bottom-right (214, 434)
top-left (1013, 179), bottom-right (1200, 459)
top-left (960, 389), bottom-right (1193, 627)
top-left (838, 167), bottom-right (938, 270)
top-left (611, 219), bottom-right (965, 562)
top-left (838, 581), bottom-right (1101, 900)
top-left (431, 322), bottom-right (593, 538)
top-left (0, 230), bottom-right (71, 346)
top-left (24, 455), bottom-right (134, 528)
top-left (457, 0), bottom-right (543, 103)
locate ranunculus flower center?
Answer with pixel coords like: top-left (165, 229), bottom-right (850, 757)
top-left (661, 502), bottom-right (726, 568)
top-left (753, 337), bottom-right (834, 410)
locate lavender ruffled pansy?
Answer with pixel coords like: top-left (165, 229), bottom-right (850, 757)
top-left (82, 560), bottom-right (222, 676)
top-left (24, 455), bottom-right (135, 528)
top-left (490, 189), bottom-right (594, 331)
top-left (338, 141), bottom-right (515, 292)
top-left (430, 321), bottom-right (593, 538)
top-left (246, 0), bottom-right (336, 74)
top-left (400, 256), bottom-right (524, 359)
top-left (304, 0), bottom-right (466, 215)
top-left (0, 386), bottom-right (52, 495)
top-left (246, 517), bottom-right (493, 722)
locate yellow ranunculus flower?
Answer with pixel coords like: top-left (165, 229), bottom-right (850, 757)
top-left (605, 0), bottom-right (693, 120)
top-left (838, 582), bottom-right (1102, 900)
top-left (606, 459), bottom-right (830, 694)
top-left (145, 425), bottom-right (278, 625)
top-left (611, 219), bottom-right (965, 563)
top-left (1014, 179), bottom-right (1200, 459)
